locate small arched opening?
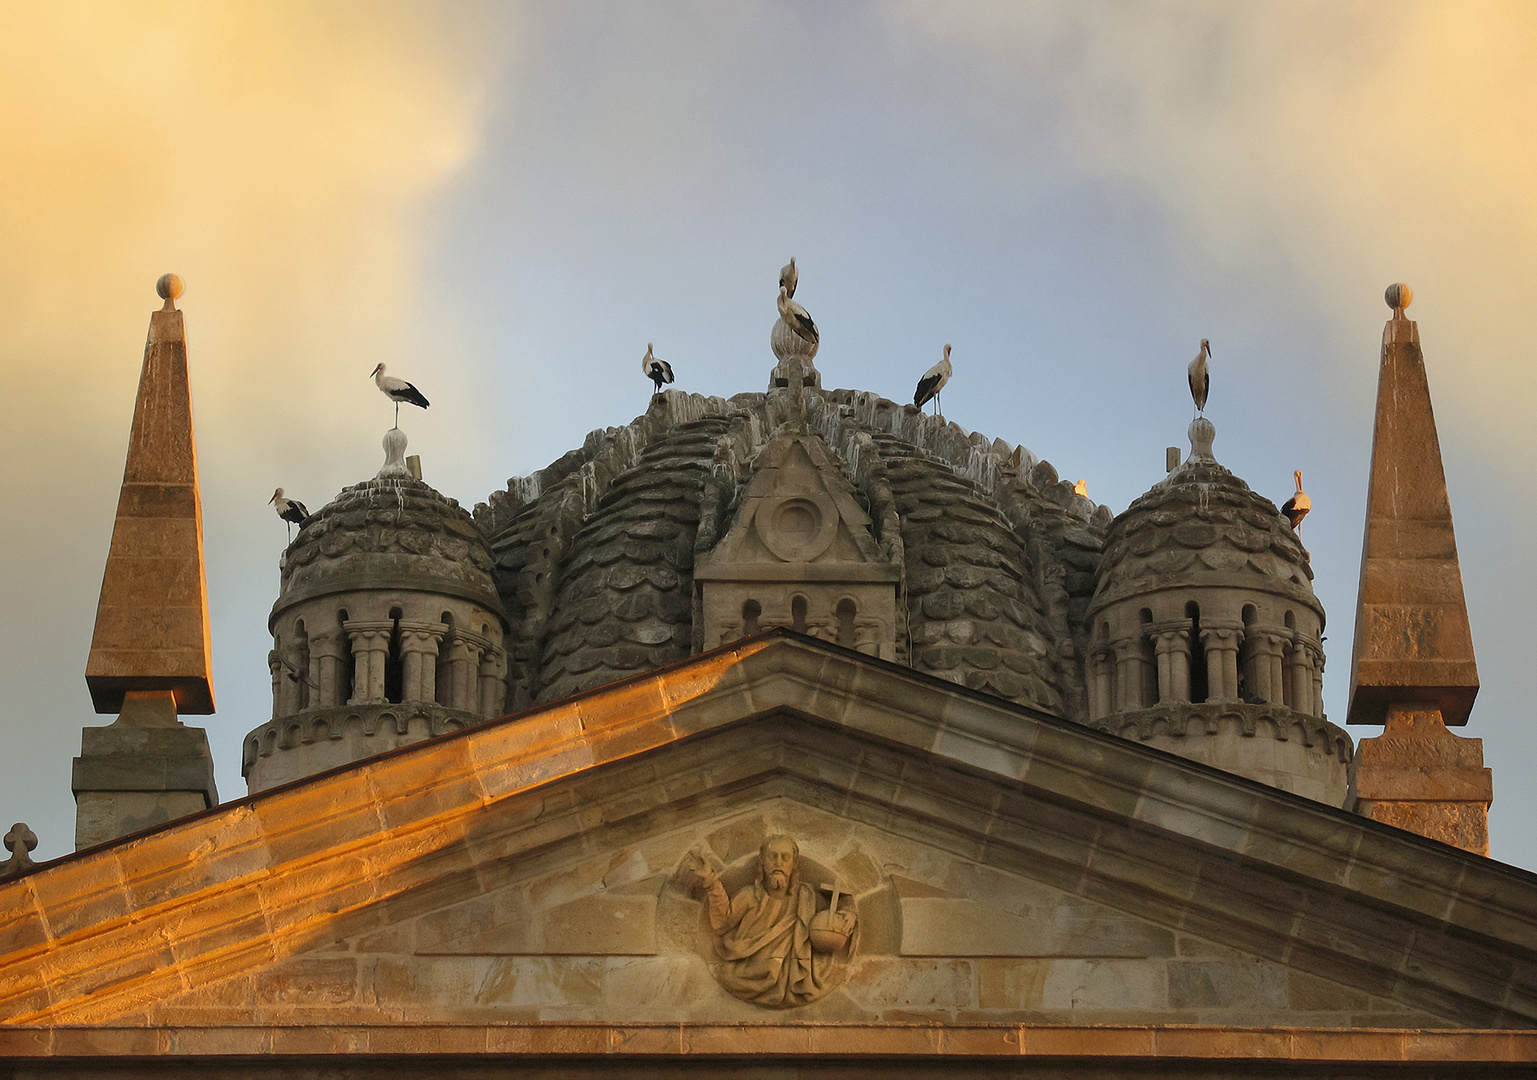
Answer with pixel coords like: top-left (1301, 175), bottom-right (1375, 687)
top-left (835, 598), bottom-right (858, 648)
top-left (1139, 608), bottom-right (1156, 706)
top-left (384, 606), bottom-right (405, 704)
top-left (336, 610), bottom-right (354, 705)
top-left (1240, 604), bottom-right (1259, 702)
top-left (790, 595), bottom-right (808, 635)
top-left (742, 599), bottom-right (761, 637)
top-left (436, 611), bottom-right (456, 707)
top-left (293, 619), bottom-right (311, 710)
top-left (1186, 601), bottom-right (1208, 703)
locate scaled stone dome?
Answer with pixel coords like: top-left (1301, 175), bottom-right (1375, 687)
top-left (274, 475), bottom-right (502, 623)
top-left (479, 385), bottom-right (1112, 720)
top-left (1091, 425), bottom-right (1319, 621)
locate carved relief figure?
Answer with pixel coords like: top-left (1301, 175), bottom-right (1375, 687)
top-left (683, 835), bottom-right (856, 1008)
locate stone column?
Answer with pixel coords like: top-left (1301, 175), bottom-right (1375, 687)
top-left (478, 645), bottom-right (508, 718)
top-left (1200, 624), bottom-right (1242, 702)
top-left (268, 650), bottom-right (282, 720)
top-left (1089, 649), bottom-right (1113, 720)
top-left (1308, 644), bottom-right (1326, 719)
top-left (309, 631), bottom-right (347, 709)
top-left (1147, 622), bottom-right (1192, 704)
top-left (343, 620), bottom-right (393, 704)
top-left (445, 632), bottom-right (489, 711)
top-left (1286, 641), bottom-right (1313, 715)
top-left (1114, 639), bottom-right (1143, 711)
top-left (1248, 629), bottom-right (1287, 704)
top-left (398, 621), bottom-right (448, 703)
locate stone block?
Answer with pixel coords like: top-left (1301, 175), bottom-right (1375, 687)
top-left (849, 956), bottom-right (975, 1011)
top-left (1039, 958), bottom-right (1167, 1012)
top-left (900, 897), bottom-right (1048, 956)
top-left (542, 893), bottom-right (657, 955)
top-left (1167, 959), bottom-right (1287, 1010)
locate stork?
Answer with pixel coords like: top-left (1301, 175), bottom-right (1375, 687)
top-left (777, 285), bottom-right (819, 346)
top-left (914, 343), bottom-right (952, 417)
top-left (269, 488), bottom-right (309, 540)
top-left (779, 256), bottom-right (798, 298)
top-left (369, 363), bottom-right (430, 426)
top-left (1188, 338), bottom-right (1211, 416)
top-left (642, 343), bottom-right (675, 394)
top-left (1281, 470), bottom-right (1311, 533)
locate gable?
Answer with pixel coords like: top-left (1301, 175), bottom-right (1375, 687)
top-left (4, 634), bottom-right (1537, 1036)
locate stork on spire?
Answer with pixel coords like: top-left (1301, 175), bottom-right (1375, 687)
top-left (1188, 339), bottom-right (1211, 416)
top-left (777, 285), bottom-right (818, 346)
top-left (369, 363), bottom-right (430, 426)
top-left (642, 343), bottom-right (675, 394)
top-left (779, 256), bottom-right (798, 298)
top-left (1281, 470), bottom-right (1311, 533)
top-left (269, 488), bottom-right (309, 541)
top-left (914, 343), bottom-right (953, 418)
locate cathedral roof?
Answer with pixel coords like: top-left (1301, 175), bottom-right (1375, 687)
top-left (1090, 418), bottom-right (1320, 619)
top-left (272, 474), bottom-right (502, 627)
top-left (480, 386), bottom-right (1111, 718)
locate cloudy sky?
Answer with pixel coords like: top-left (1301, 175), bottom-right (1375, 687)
top-left (3, 1), bottom-right (1536, 867)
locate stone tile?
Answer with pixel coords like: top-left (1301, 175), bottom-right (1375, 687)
top-left (1039, 958), bottom-right (1167, 1012)
top-left (975, 957), bottom-right (1049, 1010)
top-left (251, 956), bottom-right (359, 1006)
top-left (900, 897), bottom-right (1048, 956)
top-left (542, 893), bottom-right (657, 955)
top-left (1284, 970), bottom-right (1371, 1013)
top-left (474, 956), bottom-right (604, 1008)
top-left (602, 955), bottom-right (717, 1016)
top-left (849, 956), bottom-right (975, 1011)
top-left (414, 887), bottom-right (531, 955)
top-left (1167, 959), bottom-right (1287, 1010)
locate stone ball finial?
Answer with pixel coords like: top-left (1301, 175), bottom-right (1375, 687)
top-left (1188, 416), bottom-right (1217, 462)
top-left (156, 273), bottom-right (184, 302)
top-left (1385, 282), bottom-right (1412, 312)
top-left (378, 426), bottom-right (410, 478)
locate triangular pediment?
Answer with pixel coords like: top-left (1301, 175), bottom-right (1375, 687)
top-left (4, 634), bottom-right (1537, 1034)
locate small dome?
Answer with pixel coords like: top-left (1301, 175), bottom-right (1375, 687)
top-left (274, 475), bottom-right (502, 626)
top-left (1091, 452), bottom-right (1317, 620)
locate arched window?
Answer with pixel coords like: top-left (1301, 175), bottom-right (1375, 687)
top-left (293, 619), bottom-right (310, 711)
top-left (742, 599), bottom-right (761, 636)
top-left (790, 595), bottom-right (808, 635)
top-left (384, 606), bottom-right (404, 704)
top-left (1186, 601), bottom-right (1208, 703)
top-left (436, 611), bottom-right (456, 706)
top-left (1240, 604), bottom-right (1259, 702)
top-left (336, 610), bottom-right (354, 705)
top-left (835, 598), bottom-right (857, 647)
top-left (1139, 608), bottom-right (1156, 706)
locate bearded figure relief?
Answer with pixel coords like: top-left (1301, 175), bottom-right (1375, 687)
top-left (682, 835), bottom-right (857, 1008)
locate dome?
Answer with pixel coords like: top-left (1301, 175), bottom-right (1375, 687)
top-left (481, 386), bottom-right (1109, 719)
top-left (273, 475), bottom-right (502, 626)
top-left (1090, 426), bottom-right (1318, 622)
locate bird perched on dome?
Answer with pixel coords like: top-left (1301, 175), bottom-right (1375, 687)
top-left (914, 343), bottom-right (953, 417)
top-left (1188, 339), bottom-right (1211, 416)
top-left (777, 285), bottom-right (818, 347)
top-left (779, 256), bottom-right (798, 298)
top-left (1281, 470), bottom-right (1311, 533)
top-left (269, 488), bottom-right (309, 540)
top-left (369, 363), bottom-right (430, 426)
top-left (642, 343), bottom-right (675, 394)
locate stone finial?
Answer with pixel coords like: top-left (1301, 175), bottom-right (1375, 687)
top-left (1347, 286), bottom-right (1477, 727)
top-left (84, 281), bottom-right (215, 715)
top-left (156, 272), bottom-right (184, 310)
top-left (0, 823), bottom-right (38, 879)
top-left (1385, 282), bottom-right (1413, 315)
top-left (378, 426), bottom-right (410, 478)
top-left (1187, 416), bottom-right (1216, 463)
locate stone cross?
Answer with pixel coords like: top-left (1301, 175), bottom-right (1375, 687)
top-left (819, 881), bottom-right (845, 913)
top-left (0, 823), bottom-right (38, 879)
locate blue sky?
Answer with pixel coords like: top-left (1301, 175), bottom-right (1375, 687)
top-left (4, 1), bottom-right (1537, 866)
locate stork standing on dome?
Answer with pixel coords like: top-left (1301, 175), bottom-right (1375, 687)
top-left (369, 363), bottom-right (430, 426)
top-left (1281, 470), bottom-right (1311, 534)
top-left (1188, 338), bottom-right (1211, 416)
top-left (269, 488), bottom-right (308, 541)
top-left (777, 285), bottom-right (818, 347)
top-left (779, 256), bottom-right (798, 298)
top-left (642, 343), bottom-right (674, 394)
top-left (914, 343), bottom-right (953, 418)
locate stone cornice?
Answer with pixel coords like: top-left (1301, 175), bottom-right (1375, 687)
top-left (3, 633), bottom-right (1537, 1028)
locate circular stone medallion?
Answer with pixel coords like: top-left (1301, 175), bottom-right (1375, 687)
top-left (755, 494), bottom-right (838, 562)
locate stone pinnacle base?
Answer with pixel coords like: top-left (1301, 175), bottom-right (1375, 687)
top-left (71, 691), bottom-right (218, 851)
top-left (1353, 705), bottom-right (1491, 855)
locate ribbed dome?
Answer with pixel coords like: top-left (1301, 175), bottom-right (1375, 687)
top-left (1090, 436), bottom-right (1317, 619)
top-left (481, 386), bottom-right (1109, 718)
top-left (275, 475), bottom-right (501, 625)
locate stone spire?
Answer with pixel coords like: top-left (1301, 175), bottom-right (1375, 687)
top-left (84, 273), bottom-right (215, 715)
top-left (1346, 283), bottom-right (1478, 727)
top-left (74, 275), bottom-right (218, 851)
top-left (1348, 284), bottom-right (1489, 855)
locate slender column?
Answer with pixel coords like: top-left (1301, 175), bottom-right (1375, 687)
top-left (1200, 625), bottom-right (1243, 702)
top-left (308, 631), bottom-right (345, 709)
top-left (1248, 629), bottom-right (1287, 704)
top-left (478, 645), bottom-right (508, 718)
top-left (398, 621), bottom-right (448, 703)
top-left (268, 650), bottom-right (282, 720)
top-left (1309, 644), bottom-right (1326, 718)
top-left (1151, 631), bottom-right (1191, 704)
top-left (343, 620), bottom-right (393, 704)
top-left (1286, 645), bottom-right (1312, 715)
top-left (1114, 639), bottom-right (1142, 711)
top-left (446, 631), bottom-right (490, 711)
top-left (1089, 649), bottom-right (1113, 720)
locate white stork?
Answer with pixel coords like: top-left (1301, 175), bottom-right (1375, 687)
top-left (777, 285), bottom-right (818, 346)
top-left (1188, 338), bottom-right (1211, 416)
top-left (779, 256), bottom-right (798, 298)
top-left (642, 343), bottom-right (675, 394)
top-left (269, 488), bottom-right (309, 540)
top-left (369, 363), bottom-right (430, 426)
top-left (1281, 470), bottom-right (1311, 533)
top-left (914, 343), bottom-right (952, 416)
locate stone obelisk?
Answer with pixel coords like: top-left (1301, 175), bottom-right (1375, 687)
top-left (1348, 284), bottom-right (1490, 854)
top-left (75, 274), bottom-right (218, 850)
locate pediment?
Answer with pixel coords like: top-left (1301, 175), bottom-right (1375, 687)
top-left (4, 635), bottom-right (1537, 1033)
